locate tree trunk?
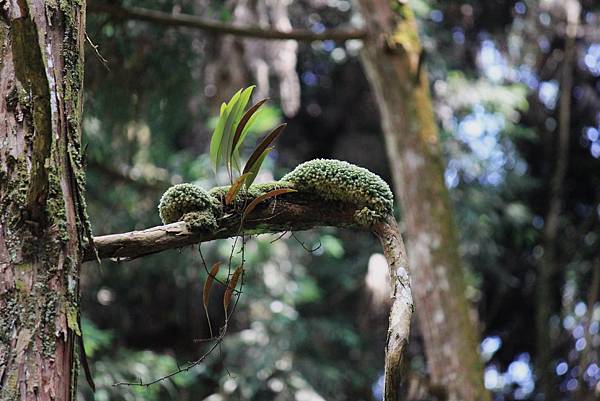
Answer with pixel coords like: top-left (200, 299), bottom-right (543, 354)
top-left (356, 2), bottom-right (490, 400)
top-left (537, 1), bottom-right (580, 398)
top-left (0, 0), bottom-right (90, 399)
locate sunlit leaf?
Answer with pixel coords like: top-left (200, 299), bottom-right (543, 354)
top-left (210, 89), bottom-right (242, 171)
top-left (221, 86), bottom-right (255, 175)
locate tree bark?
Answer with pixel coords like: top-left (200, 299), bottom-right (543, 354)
top-left (0, 0), bottom-right (89, 399)
top-left (356, 2), bottom-right (490, 400)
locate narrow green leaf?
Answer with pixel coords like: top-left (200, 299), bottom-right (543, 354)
top-left (243, 123), bottom-right (287, 176)
top-left (210, 103), bottom-right (231, 172)
top-left (219, 89), bottom-right (245, 173)
top-left (221, 86), bottom-right (254, 174)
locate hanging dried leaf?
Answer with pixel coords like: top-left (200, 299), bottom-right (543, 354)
top-left (224, 264), bottom-right (244, 313)
top-left (203, 262), bottom-right (222, 312)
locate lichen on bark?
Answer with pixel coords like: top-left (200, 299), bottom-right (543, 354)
top-left (0, 0), bottom-right (89, 399)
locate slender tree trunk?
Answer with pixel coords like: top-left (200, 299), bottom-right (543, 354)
top-left (0, 0), bottom-right (90, 399)
top-left (537, 1), bottom-right (580, 398)
top-left (356, 2), bottom-right (490, 400)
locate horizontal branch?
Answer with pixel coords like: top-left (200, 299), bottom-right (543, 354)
top-left (85, 192), bottom-right (360, 262)
top-left (88, 3), bottom-right (367, 42)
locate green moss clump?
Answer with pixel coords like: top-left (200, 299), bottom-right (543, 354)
top-left (209, 181), bottom-right (295, 203)
top-left (282, 159), bottom-right (394, 224)
top-left (158, 184), bottom-right (220, 228)
top-left (183, 211), bottom-right (218, 232)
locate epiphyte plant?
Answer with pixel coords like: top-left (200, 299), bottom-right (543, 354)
top-left (209, 85), bottom-right (288, 204)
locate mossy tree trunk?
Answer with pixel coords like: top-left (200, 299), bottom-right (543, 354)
top-left (356, 1), bottom-right (490, 400)
top-left (0, 0), bottom-right (90, 399)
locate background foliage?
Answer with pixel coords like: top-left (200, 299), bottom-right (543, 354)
top-left (81, 0), bottom-right (600, 400)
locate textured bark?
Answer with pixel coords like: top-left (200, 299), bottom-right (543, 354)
top-left (0, 0), bottom-right (89, 399)
top-left (356, 1), bottom-right (490, 400)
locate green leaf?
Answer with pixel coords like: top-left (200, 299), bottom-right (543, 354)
top-left (218, 89), bottom-right (244, 172)
top-left (210, 91), bottom-right (239, 171)
top-left (220, 86), bottom-right (254, 174)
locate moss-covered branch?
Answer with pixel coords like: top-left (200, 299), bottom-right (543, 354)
top-left (86, 187), bottom-right (366, 261)
top-left (85, 159), bottom-right (413, 399)
top-left (86, 189), bottom-right (412, 399)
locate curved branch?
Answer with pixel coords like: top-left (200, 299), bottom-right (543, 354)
top-left (85, 191), bottom-right (413, 399)
top-left (372, 217), bottom-right (413, 401)
top-left (88, 4), bottom-right (367, 42)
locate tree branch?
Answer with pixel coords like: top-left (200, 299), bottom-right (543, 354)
top-left (372, 216), bottom-right (413, 401)
top-left (84, 191), bottom-right (412, 399)
top-left (85, 192), bottom-right (359, 262)
top-left (88, 3), bottom-right (367, 42)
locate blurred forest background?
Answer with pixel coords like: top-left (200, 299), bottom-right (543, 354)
top-left (78, 0), bottom-right (600, 400)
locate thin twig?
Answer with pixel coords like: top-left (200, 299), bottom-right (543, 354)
top-left (291, 232), bottom-right (322, 253)
top-left (85, 32), bottom-right (110, 71)
top-left (113, 327), bottom-right (227, 387)
top-left (270, 230), bottom-right (289, 243)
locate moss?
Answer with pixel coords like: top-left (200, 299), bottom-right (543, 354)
top-left (183, 211), bottom-right (218, 232)
top-left (11, 14), bottom-right (53, 215)
top-left (0, 369), bottom-right (18, 401)
top-left (45, 163), bottom-right (69, 243)
top-left (389, 5), bottom-right (420, 55)
top-left (209, 181), bottom-right (295, 203)
top-left (282, 159), bottom-right (394, 225)
top-left (158, 183), bottom-right (221, 227)
top-left (159, 161), bottom-right (393, 227)
top-left (0, 20), bottom-right (7, 70)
